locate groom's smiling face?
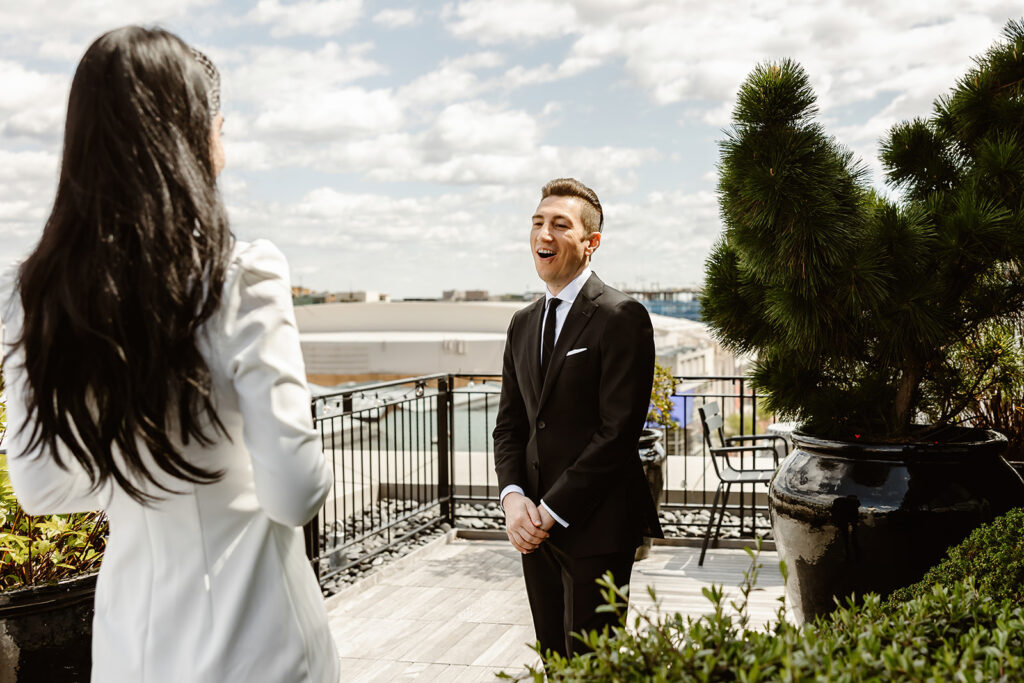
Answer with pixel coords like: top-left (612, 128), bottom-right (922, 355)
top-left (531, 195), bottom-right (601, 295)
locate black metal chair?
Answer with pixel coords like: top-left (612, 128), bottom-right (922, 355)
top-left (696, 401), bottom-right (788, 566)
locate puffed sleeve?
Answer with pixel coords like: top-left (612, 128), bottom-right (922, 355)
top-left (2, 291), bottom-right (104, 515)
top-left (216, 240), bottom-right (331, 527)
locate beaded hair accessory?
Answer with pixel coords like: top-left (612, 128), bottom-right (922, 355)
top-left (189, 47), bottom-right (220, 115)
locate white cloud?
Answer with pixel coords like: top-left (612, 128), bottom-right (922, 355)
top-left (224, 42), bottom-right (386, 104)
top-left (0, 149), bottom-right (59, 263)
top-left (3, 0), bottom-right (1019, 298)
top-left (599, 189), bottom-right (721, 287)
top-left (502, 54), bottom-right (600, 87)
top-left (224, 184), bottom-right (541, 294)
top-left (398, 52), bottom-right (503, 106)
top-left (372, 8), bottom-right (417, 27)
top-left (427, 101), bottom-right (539, 153)
top-left (0, 0), bottom-right (214, 35)
top-left (252, 86), bottom-right (404, 140)
top-left (0, 60), bottom-right (67, 141)
top-left (35, 38), bottom-right (90, 62)
top-left (442, 0), bottom-right (578, 44)
top-left (246, 0), bottom-right (363, 37)
top-left (441, 0), bottom-right (1012, 124)
top-left (225, 182), bottom-right (718, 295)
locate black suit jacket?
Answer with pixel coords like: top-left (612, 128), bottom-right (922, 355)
top-left (493, 272), bottom-right (663, 557)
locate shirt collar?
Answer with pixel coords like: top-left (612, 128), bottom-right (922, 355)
top-left (545, 265), bottom-right (591, 307)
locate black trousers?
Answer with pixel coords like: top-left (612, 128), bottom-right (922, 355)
top-left (521, 542), bottom-right (635, 658)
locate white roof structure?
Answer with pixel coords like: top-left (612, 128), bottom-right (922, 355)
top-left (294, 300), bottom-right (723, 380)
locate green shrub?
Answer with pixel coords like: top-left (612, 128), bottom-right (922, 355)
top-left (647, 361), bottom-right (680, 431)
top-left (703, 19), bottom-right (1024, 440)
top-left (0, 371), bottom-right (107, 590)
top-left (507, 549), bottom-right (1024, 682)
top-left (887, 507), bottom-right (1024, 606)
top-left (0, 453), bottom-right (108, 589)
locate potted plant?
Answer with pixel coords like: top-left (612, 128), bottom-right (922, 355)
top-left (0, 371), bottom-right (107, 681)
top-left (963, 320), bottom-right (1024, 471)
top-left (702, 19), bottom-right (1024, 621)
top-left (635, 361), bottom-right (680, 560)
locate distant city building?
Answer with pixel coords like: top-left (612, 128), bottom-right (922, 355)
top-left (293, 300), bottom-right (745, 386)
top-left (334, 290), bottom-right (391, 303)
top-left (626, 287), bottom-right (702, 321)
top-left (293, 289), bottom-right (390, 306)
top-left (294, 302), bottom-right (518, 384)
top-left (442, 289), bottom-right (490, 302)
top-left (292, 286), bottom-right (332, 306)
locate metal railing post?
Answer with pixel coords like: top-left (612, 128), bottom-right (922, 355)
top-left (304, 514), bottom-right (320, 580)
top-left (436, 375), bottom-right (453, 524)
top-left (304, 399), bottom-right (322, 578)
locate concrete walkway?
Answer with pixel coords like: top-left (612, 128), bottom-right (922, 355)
top-left (325, 535), bottom-right (786, 682)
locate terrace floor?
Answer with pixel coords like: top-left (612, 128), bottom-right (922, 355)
top-left (325, 534), bottom-right (786, 682)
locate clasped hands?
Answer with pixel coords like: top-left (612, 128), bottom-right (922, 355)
top-left (503, 492), bottom-right (556, 554)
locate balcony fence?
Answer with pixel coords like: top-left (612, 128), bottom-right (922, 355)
top-left (305, 374), bottom-right (775, 583)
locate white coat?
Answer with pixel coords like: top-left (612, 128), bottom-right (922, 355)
top-left (2, 240), bottom-right (339, 682)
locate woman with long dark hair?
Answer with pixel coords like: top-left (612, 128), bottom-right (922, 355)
top-left (1, 26), bottom-right (338, 681)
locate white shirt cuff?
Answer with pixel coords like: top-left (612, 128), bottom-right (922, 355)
top-left (499, 484), bottom-right (525, 510)
top-left (540, 500), bottom-right (569, 528)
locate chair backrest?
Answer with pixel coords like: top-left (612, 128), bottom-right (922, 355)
top-left (697, 402), bottom-right (725, 450)
top-left (697, 402), bottom-right (726, 478)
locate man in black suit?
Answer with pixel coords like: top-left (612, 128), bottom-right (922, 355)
top-left (493, 177), bottom-right (663, 658)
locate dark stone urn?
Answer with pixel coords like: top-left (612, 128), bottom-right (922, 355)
top-left (635, 428), bottom-right (666, 561)
top-left (769, 427), bottom-right (1024, 623)
top-left (0, 573), bottom-right (96, 682)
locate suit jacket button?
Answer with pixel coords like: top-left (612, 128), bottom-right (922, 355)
top-left (537, 420), bottom-right (546, 429)
top-left (532, 461), bottom-right (539, 470)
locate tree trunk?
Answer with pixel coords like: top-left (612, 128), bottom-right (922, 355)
top-left (892, 357), bottom-right (924, 432)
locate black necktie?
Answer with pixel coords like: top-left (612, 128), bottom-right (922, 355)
top-left (541, 298), bottom-right (561, 378)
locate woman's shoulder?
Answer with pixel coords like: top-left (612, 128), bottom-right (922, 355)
top-left (222, 239), bottom-right (295, 302)
top-left (228, 239), bottom-right (290, 280)
top-left (216, 239), bottom-right (296, 327)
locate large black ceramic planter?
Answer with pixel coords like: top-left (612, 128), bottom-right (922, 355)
top-left (0, 573), bottom-right (95, 682)
top-left (636, 428), bottom-right (666, 561)
top-left (769, 428), bottom-right (1024, 623)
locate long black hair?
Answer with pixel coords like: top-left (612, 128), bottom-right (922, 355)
top-left (14, 26), bottom-right (233, 502)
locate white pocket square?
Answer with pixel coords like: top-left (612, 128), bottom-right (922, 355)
top-left (566, 347), bottom-right (587, 357)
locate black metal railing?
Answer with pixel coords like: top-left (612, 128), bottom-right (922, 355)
top-left (304, 373), bottom-right (774, 580)
top-left (307, 374), bottom-right (453, 583)
top-left (657, 375), bottom-right (776, 535)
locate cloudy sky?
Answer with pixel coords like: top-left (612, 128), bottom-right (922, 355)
top-left (1, 1), bottom-right (1019, 297)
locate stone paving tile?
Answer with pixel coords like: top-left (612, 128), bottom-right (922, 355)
top-left (328, 536), bottom-right (785, 681)
top-left (456, 589), bottom-right (532, 625)
top-left (470, 624), bottom-right (537, 669)
top-left (433, 622), bottom-right (513, 665)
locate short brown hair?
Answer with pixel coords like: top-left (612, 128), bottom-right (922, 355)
top-left (541, 178), bottom-right (603, 234)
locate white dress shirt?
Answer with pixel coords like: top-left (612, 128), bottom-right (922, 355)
top-left (499, 265), bottom-right (592, 528)
top-left (2, 240), bottom-right (339, 683)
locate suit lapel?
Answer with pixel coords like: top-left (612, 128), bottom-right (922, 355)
top-left (522, 298), bottom-right (545, 403)
top-left (537, 273), bottom-right (603, 411)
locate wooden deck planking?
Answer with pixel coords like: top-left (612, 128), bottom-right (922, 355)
top-left (327, 537), bottom-right (786, 681)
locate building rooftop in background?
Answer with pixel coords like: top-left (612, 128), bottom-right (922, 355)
top-left (293, 289), bottom-right (391, 306)
top-left (442, 289), bottom-right (489, 302)
top-left (624, 287), bottom-right (703, 322)
top-left (293, 300), bottom-right (743, 386)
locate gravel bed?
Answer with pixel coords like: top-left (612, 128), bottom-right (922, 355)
top-left (659, 508), bottom-right (773, 540)
top-left (317, 500), bottom-right (771, 596)
top-left (316, 499), bottom-right (451, 597)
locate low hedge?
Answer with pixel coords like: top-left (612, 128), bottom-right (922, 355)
top-left (510, 549), bottom-right (1024, 682)
top-left (887, 506), bottom-right (1024, 606)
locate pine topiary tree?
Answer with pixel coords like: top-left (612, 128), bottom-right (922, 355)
top-left (702, 19), bottom-right (1024, 440)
